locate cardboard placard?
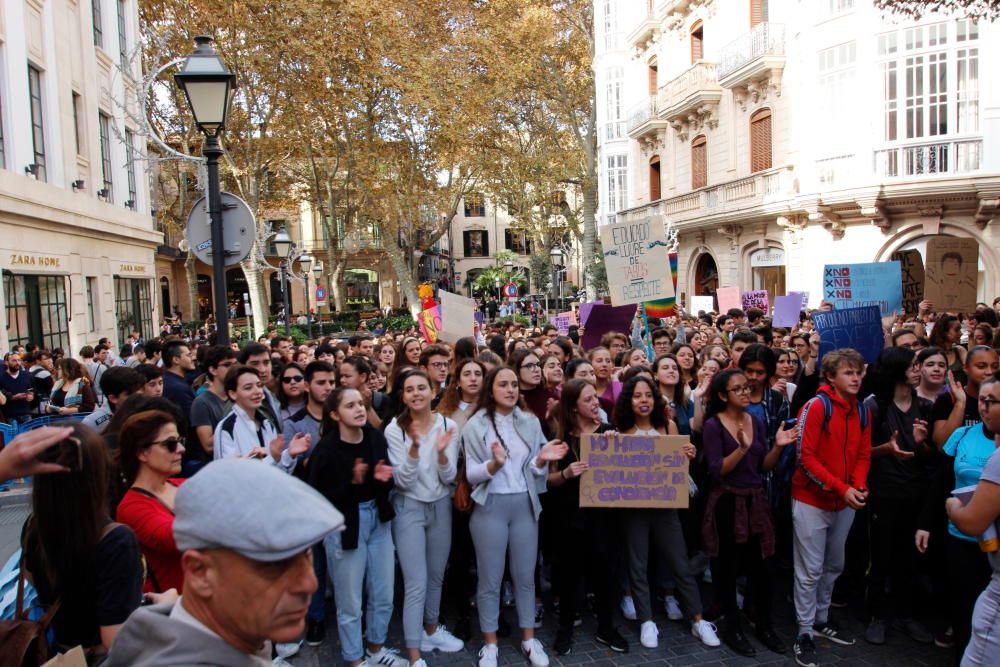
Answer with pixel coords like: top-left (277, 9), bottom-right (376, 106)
top-left (552, 311), bottom-right (577, 335)
top-left (600, 217), bottom-right (675, 306)
top-left (690, 295), bottom-right (714, 314)
top-left (772, 295), bottom-right (803, 328)
top-left (642, 252), bottom-right (680, 319)
top-left (716, 286), bottom-right (741, 313)
top-left (925, 237), bottom-right (978, 314)
top-left (579, 433), bottom-right (689, 509)
top-left (812, 305), bottom-right (884, 364)
top-left (438, 291), bottom-right (477, 343)
top-left (822, 262), bottom-right (903, 317)
top-left (890, 249), bottom-right (925, 315)
top-left (418, 306), bottom-right (441, 344)
top-left (580, 304), bottom-right (637, 349)
top-left (740, 289), bottom-right (769, 313)
top-left (789, 291), bottom-right (810, 310)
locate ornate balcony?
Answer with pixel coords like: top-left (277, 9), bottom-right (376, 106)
top-left (617, 166), bottom-right (796, 228)
top-left (874, 139), bottom-right (983, 179)
top-left (626, 96), bottom-right (670, 144)
top-left (658, 61), bottom-right (722, 140)
top-left (717, 23), bottom-right (785, 110)
top-left (626, 13), bottom-right (660, 51)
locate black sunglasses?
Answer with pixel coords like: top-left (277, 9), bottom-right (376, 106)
top-left (282, 375), bottom-right (305, 384)
top-left (150, 436), bottom-right (185, 453)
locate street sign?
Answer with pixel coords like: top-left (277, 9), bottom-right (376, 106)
top-left (503, 282), bottom-right (518, 298)
top-left (185, 192), bottom-right (255, 267)
top-left (315, 286), bottom-right (327, 301)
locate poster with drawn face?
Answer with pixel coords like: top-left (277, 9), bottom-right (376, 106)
top-left (925, 237), bottom-right (978, 314)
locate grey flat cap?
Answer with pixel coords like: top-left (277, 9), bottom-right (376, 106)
top-left (173, 458), bottom-right (344, 562)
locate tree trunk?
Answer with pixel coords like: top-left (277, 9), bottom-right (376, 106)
top-left (385, 233), bottom-right (420, 319)
top-left (183, 251), bottom-right (199, 319)
top-left (582, 174), bottom-right (598, 300)
top-left (328, 250), bottom-right (346, 314)
top-left (241, 257), bottom-right (270, 340)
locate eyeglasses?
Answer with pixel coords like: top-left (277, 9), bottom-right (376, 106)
top-left (282, 375), bottom-right (304, 384)
top-left (726, 384), bottom-right (751, 395)
top-left (428, 361), bottom-right (450, 370)
top-left (520, 362), bottom-right (541, 370)
top-left (150, 436), bottom-right (185, 453)
top-left (978, 397), bottom-right (1000, 410)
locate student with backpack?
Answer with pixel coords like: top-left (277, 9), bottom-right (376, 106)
top-left (791, 349), bottom-right (872, 667)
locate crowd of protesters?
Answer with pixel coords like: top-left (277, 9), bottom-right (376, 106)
top-left (3, 296), bottom-right (1000, 667)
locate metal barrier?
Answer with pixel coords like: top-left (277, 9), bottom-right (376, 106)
top-left (0, 413), bottom-right (92, 445)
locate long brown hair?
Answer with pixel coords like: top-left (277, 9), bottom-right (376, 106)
top-left (437, 358), bottom-right (485, 418)
top-left (31, 422), bottom-right (111, 595)
top-left (116, 410), bottom-right (177, 484)
top-left (556, 379), bottom-right (597, 448)
top-left (474, 365), bottom-right (521, 453)
top-left (393, 369), bottom-right (433, 438)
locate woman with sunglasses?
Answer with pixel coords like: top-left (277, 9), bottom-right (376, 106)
top-left (614, 376), bottom-right (718, 651)
top-left (277, 362), bottom-right (307, 421)
top-left (116, 410), bottom-right (186, 594)
top-left (701, 369), bottom-right (797, 656)
top-left (463, 366), bottom-right (569, 667)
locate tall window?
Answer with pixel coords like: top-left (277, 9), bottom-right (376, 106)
top-left (691, 136), bottom-right (707, 189)
top-left (821, 0), bottom-right (854, 16)
top-left (114, 277), bottom-right (153, 345)
top-left (647, 59), bottom-right (658, 96)
top-left (27, 66), bottom-right (46, 182)
top-left (463, 230), bottom-right (488, 257)
top-left (72, 92), bottom-right (84, 155)
top-left (605, 67), bottom-right (625, 140)
top-left (99, 112), bottom-right (114, 202)
top-left (606, 154), bottom-right (628, 213)
top-left (817, 42), bottom-right (857, 153)
top-left (648, 156), bottom-right (661, 200)
top-left (92, 0), bottom-right (103, 48)
top-left (751, 0), bottom-right (768, 27)
top-left (4, 273), bottom-right (70, 351)
top-left (125, 129), bottom-right (137, 207)
top-left (86, 276), bottom-right (98, 331)
top-left (117, 0), bottom-right (128, 71)
top-left (750, 108), bottom-right (772, 173)
top-left (505, 229), bottom-right (532, 255)
top-left (464, 193), bottom-right (485, 217)
top-left (690, 21), bottom-right (704, 63)
top-left (603, 0), bottom-right (618, 50)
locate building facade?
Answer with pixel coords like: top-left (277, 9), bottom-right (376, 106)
top-left (600, 0), bottom-right (999, 309)
top-left (0, 0), bottom-right (158, 352)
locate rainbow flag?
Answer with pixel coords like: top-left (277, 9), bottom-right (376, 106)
top-left (643, 252), bottom-right (679, 319)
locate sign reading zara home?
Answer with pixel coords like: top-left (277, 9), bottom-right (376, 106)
top-left (9, 254), bottom-right (62, 268)
top-left (600, 216), bottom-right (675, 306)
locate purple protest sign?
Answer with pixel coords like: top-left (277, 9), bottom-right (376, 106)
top-left (579, 300), bottom-right (603, 328)
top-left (772, 295), bottom-right (802, 327)
top-left (581, 304), bottom-right (637, 349)
top-left (740, 289), bottom-right (769, 313)
top-left (789, 291), bottom-right (809, 310)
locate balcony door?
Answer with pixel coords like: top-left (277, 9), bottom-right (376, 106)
top-left (649, 156), bottom-right (662, 201)
top-left (750, 0), bottom-right (768, 28)
top-left (750, 108), bottom-right (773, 173)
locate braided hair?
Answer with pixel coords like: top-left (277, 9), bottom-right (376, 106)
top-left (475, 365), bottom-right (520, 454)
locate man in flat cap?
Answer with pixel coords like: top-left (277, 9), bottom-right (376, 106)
top-left (106, 459), bottom-right (344, 666)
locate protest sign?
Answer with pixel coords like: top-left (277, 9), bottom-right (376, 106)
top-left (890, 249), bottom-right (925, 315)
top-left (690, 295), bottom-right (714, 314)
top-left (579, 433), bottom-right (689, 509)
top-left (741, 289), bottom-right (769, 313)
top-left (772, 295), bottom-right (803, 327)
top-left (925, 237), bottom-right (978, 314)
top-left (642, 252), bottom-right (680, 319)
top-left (438, 291), bottom-right (476, 343)
top-left (716, 286), bottom-right (741, 313)
top-left (822, 262), bottom-right (902, 317)
top-left (789, 291), bottom-right (809, 310)
top-left (418, 306), bottom-right (441, 344)
top-left (579, 300), bottom-right (602, 327)
top-left (813, 305), bottom-right (883, 364)
top-left (600, 217), bottom-right (675, 306)
top-left (580, 303), bottom-right (637, 349)
top-left (552, 311), bottom-right (577, 335)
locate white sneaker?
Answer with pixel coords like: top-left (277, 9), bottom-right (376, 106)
top-left (691, 619), bottom-right (721, 647)
top-left (620, 595), bottom-right (637, 620)
top-left (409, 661), bottom-right (427, 667)
top-left (478, 643), bottom-right (499, 667)
top-left (664, 595), bottom-right (683, 621)
top-left (274, 640), bottom-right (302, 658)
top-left (420, 625), bottom-right (464, 653)
top-left (640, 620), bottom-right (659, 648)
top-left (365, 647), bottom-right (409, 667)
top-left (736, 590), bottom-right (744, 610)
top-left (521, 638), bottom-right (550, 667)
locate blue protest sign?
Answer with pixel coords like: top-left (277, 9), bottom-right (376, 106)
top-left (813, 306), bottom-right (883, 364)
top-left (822, 262), bottom-right (902, 317)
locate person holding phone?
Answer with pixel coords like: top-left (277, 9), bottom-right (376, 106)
top-left (791, 349), bottom-right (872, 667)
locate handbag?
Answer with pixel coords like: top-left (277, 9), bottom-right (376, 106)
top-left (453, 460), bottom-right (473, 514)
top-left (0, 534), bottom-right (60, 667)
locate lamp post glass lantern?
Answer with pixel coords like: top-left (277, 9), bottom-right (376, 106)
top-left (300, 253), bottom-right (314, 339)
top-left (550, 246), bottom-right (564, 311)
top-left (313, 260), bottom-right (324, 336)
top-left (174, 35), bottom-right (236, 344)
top-left (273, 228), bottom-right (293, 334)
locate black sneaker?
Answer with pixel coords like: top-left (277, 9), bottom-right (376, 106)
top-left (305, 619), bottom-right (325, 646)
top-left (793, 634), bottom-right (818, 667)
top-left (722, 626), bottom-right (755, 657)
top-left (554, 629), bottom-right (573, 656)
top-left (595, 626), bottom-right (628, 653)
top-left (452, 616), bottom-right (471, 642)
top-left (755, 627), bottom-right (786, 654)
top-left (814, 620), bottom-right (856, 646)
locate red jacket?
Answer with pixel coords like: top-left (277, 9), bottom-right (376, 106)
top-left (116, 480), bottom-right (185, 593)
top-left (791, 385), bottom-right (871, 512)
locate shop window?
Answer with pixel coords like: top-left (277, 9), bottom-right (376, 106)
top-left (4, 273), bottom-right (70, 352)
top-left (750, 108), bottom-right (773, 173)
top-left (159, 276), bottom-right (170, 320)
top-left (750, 247), bottom-right (786, 296)
top-left (345, 269), bottom-right (380, 311)
top-left (114, 277), bottom-right (153, 345)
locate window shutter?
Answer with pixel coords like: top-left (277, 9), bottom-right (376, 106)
top-left (750, 109), bottom-right (772, 173)
top-left (691, 137), bottom-right (707, 189)
top-left (482, 232), bottom-right (489, 256)
top-left (750, 0), bottom-right (767, 28)
top-left (463, 231), bottom-right (471, 256)
top-left (505, 229), bottom-right (513, 251)
top-left (690, 22), bottom-right (704, 63)
top-left (647, 62), bottom-right (658, 96)
top-left (649, 156), bottom-right (661, 200)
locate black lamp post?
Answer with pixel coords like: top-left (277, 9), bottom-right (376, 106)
top-left (273, 227), bottom-right (293, 334)
top-left (312, 259), bottom-right (324, 336)
top-left (550, 246), bottom-right (564, 311)
top-left (174, 35), bottom-right (237, 344)
top-left (494, 277), bottom-right (502, 302)
top-left (300, 252), bottom-right (314, 339)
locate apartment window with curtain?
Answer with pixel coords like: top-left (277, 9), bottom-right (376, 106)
top-left (117, 0), bottom-right (128, 71)
top-left (691, 136), bottom-right (707, 189)
top-left (92, 0), bottom-right (103, 48)
top-left (750, 108), bottom-right (772, 173)
top-left (751, 0), bottom-right (768, 27)
top-left (99, 112), bottom-right (114, 202)
top-left (690, 21), bottom-right (704, 63)
top-left (605, 67), bottom-right (625, 140)
top-left (27, 66), bottom-right (46, 182)
top-left (606, 154), bottom-right (628, 213)
top-left (463, 230), bottom-right (488, 257)
top-left (125, 129), bottom-right (137, 207)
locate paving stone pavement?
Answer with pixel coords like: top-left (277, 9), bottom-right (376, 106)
top-left (283, 577), bottom-right (955, 667)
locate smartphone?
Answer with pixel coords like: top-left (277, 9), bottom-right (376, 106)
top-left (783, 418), bottom-right (798, 430)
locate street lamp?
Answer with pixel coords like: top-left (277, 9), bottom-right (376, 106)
top-left (494, 277), bottom-right (502, 303)
top-left (273, 227), bottom-right (293, 334)
top-left (174, 35), bottom-right (236, 344)
top-left (299, 252), bottom-right (314, 339)
top-left (312, 260), bottom-right (324, 336)
top-left (550, 246), bottom-right (564, 311)
top-left (504, 258), bottom-right (514, 273)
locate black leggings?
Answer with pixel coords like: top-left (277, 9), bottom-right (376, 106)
top-left (708, 493), bottom-right (775, 630)
top-left (868, 493), bottom-right (921, 619)
top-left (552, 508), bottom-right (617, 633)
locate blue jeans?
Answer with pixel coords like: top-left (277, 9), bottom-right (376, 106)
top-left (325, 500), bottom-right (395, 662)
